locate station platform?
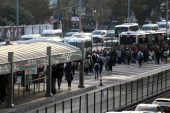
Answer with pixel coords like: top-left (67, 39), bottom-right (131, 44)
top-left (0, 62), bottom-right (170, 113)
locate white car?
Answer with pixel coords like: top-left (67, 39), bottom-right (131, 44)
top-left (41, 29), bottom-right (63, 42)
top-left (19, 34), bottom-right (41, 40)
top-left (152, 98), bottom-right (170, 113)
top-left (135, 104), bottom-right (162, 113)
top-left (68, 33), bottom-right (92, 48)
top-left (64, 32), bottom-right (77, 43)
top-left (92, 30), bottom-right (107, 43)
top-left (105, 111), bottom-right (155, 113)
top-left (122, 111), bottom-right (157, 113)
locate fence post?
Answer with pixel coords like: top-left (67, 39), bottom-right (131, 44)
top-left (141, 78), bottom-right (143, 99)
top-left (100, 90), bottom-right (102, 113)
top-left (86, 94), bottom-right (89, 113)
top-left (152, 75), bottom-right (154, 94)
top-left (165, 70), bottom-right (168, 89)
top-left (125, 83), bottom-right (128, 105)
top-left (161, 72), bottom-right (163, 91)
top-left (113, 86), bottom-right (115, 109)
top-left (79, 96), bottom-right (82, 113)
top-left (36, 109), bottom-right (39, 113)
top-left (71, 98), bottom-right (73, 113)
top-left (131, 81), bottom-right (133, 103)
top-left (107, 88), bottom-right (109, 111)
top-left (62, 101), bottom-right (64, 113)
top-left (45, 106), bottom-right (47, 113)
top-left (156, 74), bottom-right (159, 92)
top-left (54, 103), bottom-right (57, 113)
top-left (94, 92), bottom-right (96, 113)
top-left (136, 80), bottom-right (139, 101)
top-left (147, 76), bottom-right (150, 97)
top-left (119, 84), bottom-right (121, 107)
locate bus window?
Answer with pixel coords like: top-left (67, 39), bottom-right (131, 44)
top-left (115, 27), bottom-right (128, 37)
top-left (115, 23), bottom-right (139, 38)
top-left (129, 26), bottom-right (139, 31)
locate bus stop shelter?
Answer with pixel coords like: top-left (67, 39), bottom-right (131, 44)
top-left (0, 42), bottom-right (82, 107)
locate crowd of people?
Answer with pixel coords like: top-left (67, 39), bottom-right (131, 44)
top-left (84, 42), bottom-right (170, 77)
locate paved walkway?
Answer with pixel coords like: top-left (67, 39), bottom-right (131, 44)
top-left (0, 62), bottom-right (170, 113)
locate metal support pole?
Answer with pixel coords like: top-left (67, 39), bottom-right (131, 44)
top-left (99, 76), bottom-right (103, 86)
top-left (16, 0), bottom-right (19, 40)
top-left (7, 52), bottom-right (14, 107)
top-left (45, 47), bottom-right (52, 97)
top-left (166, 0), bottom-right (169, 38)
top-left (78, 42), bottom-right (85, 88)
top-left (79, 0), bottom-right (82, 32)
top-left (128, 0), bottom-right (131, 23)
top-left (57, 0), bottom-right (60, 29)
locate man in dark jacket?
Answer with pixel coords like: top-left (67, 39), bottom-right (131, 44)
top-left (155, 47), bottom-right (161, 64)
top-left (65, 62), bottom-right (73, 90)
top-left (0, 75), bottom-right (7, 104)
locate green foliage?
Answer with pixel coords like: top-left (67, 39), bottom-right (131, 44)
top-left (0, 0), bottom-right (168, 26)
top-left (0, 0), bottom-right (51, 26)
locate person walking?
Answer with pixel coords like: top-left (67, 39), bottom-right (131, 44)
top-left (0, 75), bottom-right (7, 104)
top-left (116, 48), bottom-right (122, 64)
top-left (105, 54), bottom-right (110, 72)
top-left (65, 62), bottom-right (73, 90)
top-left (137, 50), bottom-right (143, 67)
top-left (107, 55), bottom-right (114, 72)
top-left (163, 47), bottom-right (169, 63)
top-left (57, 64), bottom-right (64, 90)
top-left (51, 65), bottom-right (58, 94)
top-left (84, 57), bottom-right (90, 75)
top-left (71, 62), bottom-right (76, 75)
top-left (98, 55), bottom-right (104, 77)
top-left (126, 48), bottom-right (132, 65)
top-left (155, 47), bottom-right (161, 64)
top-left (94, 61), bottom-right (100, 79)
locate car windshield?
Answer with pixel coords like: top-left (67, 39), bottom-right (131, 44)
top-left (74, 35), bottom-right (85, 38)
top-left (71, 29), bottom-right (79, 32)
top-left (142, 27), bottom-right (152, 30)
top-left (65, 33), bottom-right (73, 37)
top-left (136, 106), bottom-right (157, 112)
top-left (106, 33), bottom-right (115, 37)
top-left (92, 31), bottom-right (102, 35)
top-left (153, 100), bottom-right (170, 106)
top-left (20, 38), bottom-right (32, 40)
top-left (159, 24), bottom-right (169, 28)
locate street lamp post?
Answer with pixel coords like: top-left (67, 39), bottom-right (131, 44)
top-left (16, 0), bottom-right (19, 40)
top-left (128, 0), bottom-right (131, 23)
top-left (79, 0), bottom-right (82, 32)
top-left (166, 0), bottom-right (169, 38)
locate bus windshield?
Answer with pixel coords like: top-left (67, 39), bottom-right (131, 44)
top-left (159, 24), bottom-right (169, 29)
top-left (115, 23), bottom-right (139, 38)
top-left (115, 27), bottom-right (128, 37)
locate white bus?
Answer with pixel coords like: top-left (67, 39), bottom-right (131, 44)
top-left (142, 24), bottom-right (159, 31)
top-left (41, 29), bottom-right (63, 42)
top-left (157, 21), bottom-right (170, 32)
top-left (115, 23), bottom-right (139, 38)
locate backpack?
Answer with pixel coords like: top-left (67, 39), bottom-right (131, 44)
top-left (137, 51), bottom-right (143, 59)
top-left (163, 50), bottom-right (168, 57)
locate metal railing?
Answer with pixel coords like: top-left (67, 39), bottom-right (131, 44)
top-left (14, 76), bottom-right (46, 98)
top-left (26, 69), bottom-right (170, 113)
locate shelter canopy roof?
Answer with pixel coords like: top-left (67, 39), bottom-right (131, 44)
top-left (0, 42), bottom-right (81, 65)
